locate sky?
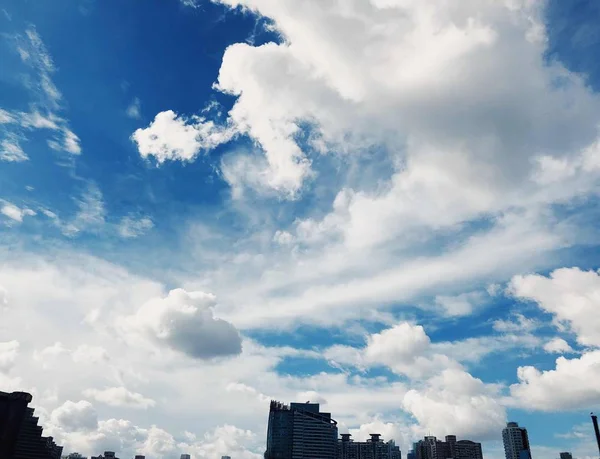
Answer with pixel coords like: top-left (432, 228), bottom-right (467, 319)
top-left (1, 0), bottom-right (600, 458)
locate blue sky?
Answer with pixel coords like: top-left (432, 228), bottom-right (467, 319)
top-left (1, 0), bottom-right (600, 458)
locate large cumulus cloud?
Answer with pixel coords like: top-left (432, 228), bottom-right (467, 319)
top-left (118, 288), bottom-right (242, 360)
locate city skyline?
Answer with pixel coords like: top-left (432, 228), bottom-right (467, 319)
top-left (2, 391), bottom-right (596, 459)
top-left (1, 0), bottom-right (600, 458)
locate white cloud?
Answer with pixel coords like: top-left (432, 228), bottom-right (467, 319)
top-left (0, 108), bottom-right (16, 124)
top-left (1, 251), bottom-right (526, 456)
top-left (324, 321), bottom-right (539, 382)
top-left (47, 128), bottom-right (81, 155)
top-left (493, 313), bottom-right (538, 333)
top-left (126, 97), bottom-right (142, 120)
top-left (118, 215), bottom-right (154, 238)
top-left (348, 419), bottom-right (411, 446)
top-left (221, 211), bottom-right (568, 329)
top-left (0, 136), bottom-right (29, 162)
top-left (61, 184), bottom-right (106, 236)
top-left (33, 342), bottom-right (70, 369)
top-left (117, 288), bottom-right (242, 360)
top-left (34, 342), bottom-right (69, 359)
top-left (83, 387), bottom-right (156, 409)
top-left (1, 201), bottom-right (36, 223)
top-left (72, 345), bottom-right (110, 364)
top-left (363, 323), bottom-right (460, 379)
top-left (403, 368), bottom-right (506, 440)
top-left (166, 0), bottom-right (600, 203)
top-left (220, 151), bottom-right (284, 199)
top-left (509, 268), bottom-right (600, 347)
top-left (53, 419), bottom-right (262, 459)
top-left (273, 230), bottom-right (294, 246)
top-left (132, 110), bottom-right (236, 164)
top-left (20, 27), bottom-right (60, 106)
top-left (543, 338), bottom-right (574, 354)
top-left (0, 285), bottom-right (7, 309)
top-left (3, 27), bottom-right (82, 156)
top-left (0, 340), bottom-right (19, 372)
top-left (51, 400), bottom-right (99, 432)
top-left (435, 291), bottom-right (486, 317)
top-left (509, 350), bottom-right (600, 411)
top-left (19, 110), bottom-right (60, 130)
top-left (430, 333), bottom-right (541, 364)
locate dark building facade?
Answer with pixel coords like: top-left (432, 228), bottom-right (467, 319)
top-left (414, 436), bottom-right (450, 459)
top-left (0, 390), bottom-right (63, 459)
top-left (413, 436), bottom-right (482, 459)
top-left (455, 441), bottom-right (483, 459)
top-left (265, 400), bottom-right (338, 459)
top-left (502, 422), bottom-right (531, 459)
top-left (338, 433), bottom-right (401, 459)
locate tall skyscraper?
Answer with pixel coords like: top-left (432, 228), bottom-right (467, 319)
top-left (338, 433), bottom-right (401, 459)
top-left (502, 422), bottom-right (532, 459)
top-left (180, 454), bottom-right (191, 459)
top-left (265, 400), bottom-right (338, 459)
top-left (559, 453), bottom-right (572, 459)
top-left (0, 390), bottom-right (63, 459)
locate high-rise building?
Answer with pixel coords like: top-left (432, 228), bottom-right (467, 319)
top-left (502, 422), bottom-right (532, 459)
top-left (181, 455), bottom-right (191, 459)
top-left (446, 436), bottom-right (457, 459)
top-left (455, 441), bottom-right (483, 459)
top-left (134, 456), bottom-right (146, 459)
top-left (63, 454), bottom-right (87, 459)
top-left (222, 456), bottom-right (232, 459)
top-left (414, 436), bottom-right (451, 459)
top-left (559, 453), bottom-right (572, 459)
top-left (0, 390), bottom-right (64, 459)
top-left (264, 400), bottom-right (338, 459)
top-left (413, 435), bottom-right (482, 459)
top-left (338, 433), bottom-right (401, 459)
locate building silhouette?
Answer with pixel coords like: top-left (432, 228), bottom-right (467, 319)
top-left (264, 400), bottom-right (338, 459)
top-left (134, 456), bottom-right (146, 459)
top-left (593, 413), bottom-right (600, 456)
top-left (414, 436), bottom-right (451, 459)
top-left (338, 433), bottom-right (401, 459)
top-left (559, 453), bottom-right (572, 459)
top-left (222, 456), bottom-right (232, 459)
top-left (91, 452), bottom-right (119, 459)
top-left (454, 441), bottom-right (483, 459)
top-left (181, 455), bottom-right (191, 459)
top-left (502, 422), bottom-right (532, 459)
top-left (413, 435), bottom-right (482, 459)
top-left (62, 454), bottom-right (87, 459)
top-left (0, 390), bottom-right (64, 459)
